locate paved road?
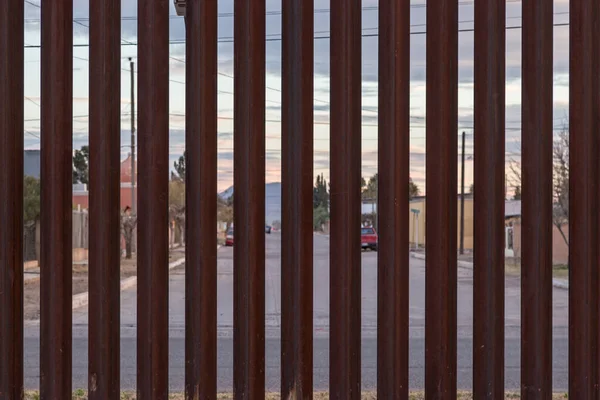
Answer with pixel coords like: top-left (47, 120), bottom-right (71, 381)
top-left (24, 233), bottom-right (569, 391)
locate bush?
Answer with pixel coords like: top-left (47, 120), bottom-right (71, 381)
top-left (313, 206), bottom-right (329, 231)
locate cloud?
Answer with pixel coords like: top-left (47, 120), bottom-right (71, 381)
top-left (22, 0), bottom-right (574, 193)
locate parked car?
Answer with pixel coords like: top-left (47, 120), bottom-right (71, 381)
top-left (361, 226), bottom-right (378, 251)
top-left (265, 225), bottom-right (272, 234)
top-left (225, 227), bottom-right (234, 246)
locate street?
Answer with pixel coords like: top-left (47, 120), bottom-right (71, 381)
top-left (23, 232), bottom-right (569, 391)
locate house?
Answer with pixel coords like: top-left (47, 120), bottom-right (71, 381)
top-left (408, 194), bottom-right (475, 250)
top-left (72, 154), bottom-right (138, 211)
top-left (24, 150), bottom-right (41, 178)
top-left (405, 197), bottom-right (569, 265)
top-left (504, 200), bottom-right (569, 265)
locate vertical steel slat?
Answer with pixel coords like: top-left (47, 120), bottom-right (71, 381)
top-left (424, 0), bottom-right (458, 397)
top-left (88, 0), bottom-right (121, 398)
top-left (137, 0), bottom-right (170, 397)
top-left (40, 1), bottom-right (73, 397)
top-left (377, 0), bottom-right (410, 397)
top-left (521, 0), bottom-right (553, 397)
top-left (281, 0), bottom-right (314, 398)
top-left (185, 0), bottom-right (218, 398)
top-left (569, 0), bottom-right (599, 397)
top-left (595, 1), bottom-right (600, 393)
top-left (473, 0), bottom-right (506, 397)
top-left (0, 0), bottom-right (24, 397)
top-left (233, 0), bottom-right (266, 397)
top-left (329, 0), bottom-right (362, 398)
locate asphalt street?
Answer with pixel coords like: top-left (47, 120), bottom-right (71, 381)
top-left (23, 232), bottom-right (569, 391)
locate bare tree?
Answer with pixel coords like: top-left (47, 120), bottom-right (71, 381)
top-left (169, 205), bottom-right (185, 247)
top-left (552, 128), bottom-right (569, 245)
top-left (121, 211), bottom-right (137, 259)
top-left (508, 125), bottom-right (569, 247)
top-left (169, 180), bottom-right (186, 246)
top-left (218, 202), bottom-right (234, 232)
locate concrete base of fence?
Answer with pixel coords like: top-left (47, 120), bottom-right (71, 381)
top-left (21, 391), bottom-right (569, 399)
top-left (409, 252), bottom-right (569, 290)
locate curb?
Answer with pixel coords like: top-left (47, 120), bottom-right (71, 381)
top-left (70, 245), bottom-right (222, 311)
top-left (313, 232), bottom-right (330, 238)
top-left (552, 278), bottom-right (569, 289)
top-left (72, 257), bottom-right (187, 310)
top-left (409, 252), bottom-right (569, 290)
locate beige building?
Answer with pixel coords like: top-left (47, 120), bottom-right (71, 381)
top-left (408, 195), bottom-right (474, 250)
top-left (405, 198), bottom-right (569, 265)
top-left (504, 200), bottom-right (569, 265)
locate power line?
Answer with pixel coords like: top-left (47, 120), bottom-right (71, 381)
top-left (25, 97), bottom-right (41, 107)
top-left (23, 10), bottom-right (571, 26)
top-left (23, 111), bottom-right (570, 133)
top-left (22, 0), bottom-right (569, 118)
top-left (22, 1), bottom-right (524, 23)
top-left (23, 22), bottom-right (571, 50)
top-left (25, 130), bottom-right (40, 139)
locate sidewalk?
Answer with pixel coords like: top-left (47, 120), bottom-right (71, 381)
top-left (410, 251), bottom-right (569, 289)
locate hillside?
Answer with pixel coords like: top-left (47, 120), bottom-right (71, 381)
top-left (219, 182), bottom-right (282, 224)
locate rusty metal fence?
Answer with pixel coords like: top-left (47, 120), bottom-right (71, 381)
top-left (1, 0), bottom-right (599, 399)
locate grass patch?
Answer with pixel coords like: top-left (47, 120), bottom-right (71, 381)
top-left (23, 392), bottom-right (569, 399)
top-left (553, 264), bottom-right (569, 279)
top-left (504, 260), bottom-right (570, 281)
top-left (505, 260), bottom-right (521, 277)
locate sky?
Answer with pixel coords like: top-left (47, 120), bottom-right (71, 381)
top-left (22, 0), bottom-right (570, 193)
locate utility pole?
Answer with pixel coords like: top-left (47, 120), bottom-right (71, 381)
top-left (129, 58), bottom-right (136, 213)
top-left (459, 131), bottom-right (465, 255)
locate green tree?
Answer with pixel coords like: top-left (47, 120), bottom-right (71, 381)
top-left (361, 173), bottom-right (420, 200)
top-left (409, 178), bottom-right (420, 200)
top-left (313, 206), bottom-right (329, 231)
top-left (362, 173), bottom-right (378, 200)
top-left (24, 176), bottom-right (41, 224)
top-left (173, 151), bottom-right (186, 181)
top-left (313, 174), bottom-right (329, 210)
top-left (72, 145), bottom-right (89, 185)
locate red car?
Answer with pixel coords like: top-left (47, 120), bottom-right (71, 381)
top-left (361, 227), bottom-right (378, 251)
top-left (225, 227), bottom-right (234, 246)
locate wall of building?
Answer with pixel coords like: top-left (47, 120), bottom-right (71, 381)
top-left (408, 198), bottom-right (474, 250)
top-left (24, 150), bottom-right (41, 178)
top-left (73, 154), bottom-right (138, 211)
top-left (24, 211), bottom-right (91, 265)
top-left (508, 221), bottom-right (569, 265)
top-left (73, 186), bottom-right (138, 212)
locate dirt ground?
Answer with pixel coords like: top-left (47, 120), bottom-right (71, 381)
top-left (24, 250), bottom-right (185, 321)
top-left (23, 391), bottom-right (568, 400)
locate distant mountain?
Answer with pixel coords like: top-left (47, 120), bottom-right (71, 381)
top-left (219, 185), bottom-right (235, 200)
top-left (219, 182), bottom-right (282, 224)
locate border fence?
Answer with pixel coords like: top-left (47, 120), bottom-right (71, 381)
top-left (1, 0), bottom-right (599, 399)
